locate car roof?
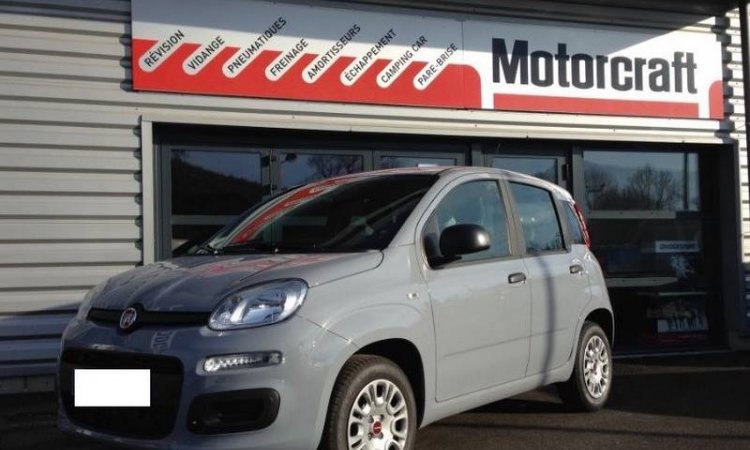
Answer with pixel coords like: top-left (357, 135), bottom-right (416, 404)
top-left (351, 166), bottom-right (573, 201)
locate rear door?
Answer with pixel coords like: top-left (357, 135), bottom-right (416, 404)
top-left (422, 176), bottom-right (531, 401)
top-left (507, 182), bottom-right (590, 376)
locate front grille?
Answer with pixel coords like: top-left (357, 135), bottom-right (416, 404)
top-left (88, 307), bottom-right (210, 326)
top-left (59, 348), bottom-right (183, 439)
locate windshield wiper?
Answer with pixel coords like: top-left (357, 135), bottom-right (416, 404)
top-left (195, 243), bottom-right (220, 255)
top-left (195, 241), bottom-right (272, 255)
top-left (215, 240), bottom-right (277, 254)
top-left (218, 240), bottom-right (330, 254)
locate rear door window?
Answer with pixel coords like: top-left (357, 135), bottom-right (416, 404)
top-left (509, 183), bottom-right (564, 253)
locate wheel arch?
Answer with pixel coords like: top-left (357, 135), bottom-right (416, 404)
top-left (585, 308), bottom-right (615, 346)
top-left (354, 338), bottom-right (426, 427)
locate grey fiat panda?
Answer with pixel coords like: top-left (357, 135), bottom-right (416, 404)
top-left (58, 166), bottom-right (613, 450)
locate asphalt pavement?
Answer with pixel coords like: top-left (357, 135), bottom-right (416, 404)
top-left (1, 352), bottom-right (749, 449)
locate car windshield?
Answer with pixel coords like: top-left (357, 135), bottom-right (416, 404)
top-left (196, 173), bottom-right (438, 254)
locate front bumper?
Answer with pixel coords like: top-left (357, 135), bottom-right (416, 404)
top-left (57, 315), bottom-right (352, 450)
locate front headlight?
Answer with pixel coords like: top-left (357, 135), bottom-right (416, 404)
top-left (208, 279), bottom-right (308, 331)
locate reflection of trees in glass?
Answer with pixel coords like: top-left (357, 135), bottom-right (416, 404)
top-left (584, 164), bottom-right (617, 210)
top-left (621, 166), bottom-right (679, 209)
top-left (306, 155), bottom-right (363, 181)
top-left (585, 163), bottom-right (680, 210)
top-left (171, 153), bottom-right (262, 215)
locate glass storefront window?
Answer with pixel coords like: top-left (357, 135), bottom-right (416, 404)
top-left (278, 152), bottom-right (364, 191)
top-left (583, 149), bottom-right (711, 350)
top-left (165, 147), bottom-right (466, 257)
top-left (583, 151), bottom-right (699, 211)
top-left (170, 149), bottom-right (265, 253)
top-left (491, 157), bottom-right (557, 183)
top-left (379, 156), bottom-right (455, 168)
top-left (588, 218), bottom-right (704, 280)
top-left (171, 149), bottom-right (263, 215)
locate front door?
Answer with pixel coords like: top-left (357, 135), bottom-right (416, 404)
top-left (422, 177), bottom-right (531, 401)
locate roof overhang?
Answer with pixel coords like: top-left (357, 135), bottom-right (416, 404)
top-left (554, 0), bottom-right (736, 15)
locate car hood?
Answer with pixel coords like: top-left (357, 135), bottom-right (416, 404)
top-left (90, 252), bottom-right (383, 311)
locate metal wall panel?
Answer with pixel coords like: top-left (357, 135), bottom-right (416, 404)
top-left (0, 219), bottom-right (140, 240)
top-left (0, 0), bottom-right (139, 383)
top-left (2, 289), bottom-right (90, 312)
top-left (0, 0), bottom-right (742, 388)
top-left (725, 9), bottom-right (750, 263)
top-left (0, 242), bottom-right (141, 265)
top-left (0, 147), bottom-right (139, 171)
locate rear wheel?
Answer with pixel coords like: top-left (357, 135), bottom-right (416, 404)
top-left (321, 355), bottom-right (417, 450)
top-left (557, 321), bottom-right (612, 411)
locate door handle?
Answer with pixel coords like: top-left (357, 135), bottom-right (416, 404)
top-left (508, 272), bottom-right (526, 284)
top-left (570, 264), bottom-right (584, 275)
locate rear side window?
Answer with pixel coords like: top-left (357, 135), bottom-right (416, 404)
top-left (423, 180), bottom-right (511, 264)
top-left (510, 183), bottom-right (564, 253)
top-left (563, 202), bottom-right (585, 245)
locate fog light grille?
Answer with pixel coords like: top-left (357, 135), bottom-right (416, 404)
top-left (187, 389), bottom-right (280, 434)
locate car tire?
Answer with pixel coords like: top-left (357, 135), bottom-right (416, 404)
top-left (557, 321), bottom-right (613, 412)
top-left (320, 354), bottom-right (417, 450)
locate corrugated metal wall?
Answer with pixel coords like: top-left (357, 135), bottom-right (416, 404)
top-left (0, 0), bottom-right (744, 392)
top-left (727, 6), bottom-right (750, 336)
top-left (724, 7), bottom-right (750, 341)
top-left (727, 8), bottom-right (750, 263)
top-left (0, 0), bottom-right (138, 392)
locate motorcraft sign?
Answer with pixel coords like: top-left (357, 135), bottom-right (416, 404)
top-left (132, 0), bottom-right (724, 119)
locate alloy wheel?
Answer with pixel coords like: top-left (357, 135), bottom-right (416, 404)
top-left (347, 378), bottom-right (409, 450)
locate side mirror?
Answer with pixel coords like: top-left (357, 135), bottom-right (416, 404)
top-left (439, 224), bottom-right (491, 260)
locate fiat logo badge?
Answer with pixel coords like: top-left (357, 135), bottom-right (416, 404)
top-left (119, 306), bottom-right (139, 331)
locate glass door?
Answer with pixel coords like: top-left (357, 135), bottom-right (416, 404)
top-left (374, 150), bottom-right (465, 169)
top-left (483, 142), bottom-right (567, 188)
top-left (489, 156), bottom-right (562, 184)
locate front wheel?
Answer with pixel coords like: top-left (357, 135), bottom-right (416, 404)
top-left (321, 355), bottom-right (417, 450)
top-left (557, 321), bottom-right (613, 411)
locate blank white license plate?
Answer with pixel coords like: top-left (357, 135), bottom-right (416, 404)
top-left (74, 369), bottom-right (151, 407)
